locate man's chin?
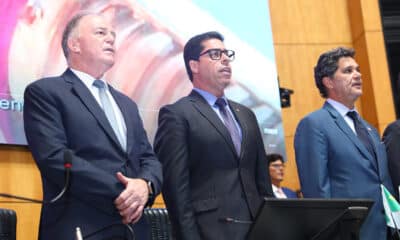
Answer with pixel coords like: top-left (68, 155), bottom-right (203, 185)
top-left (353, 90), bottom-right (362, 99)
top-left (104, 60), bottom-right (115, 68)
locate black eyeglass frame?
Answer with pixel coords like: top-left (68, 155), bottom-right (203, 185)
top-left (198, 48), bottom-right (235, 61)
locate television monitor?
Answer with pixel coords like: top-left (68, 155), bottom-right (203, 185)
top-left (247, 198), bottom-right (373, 240)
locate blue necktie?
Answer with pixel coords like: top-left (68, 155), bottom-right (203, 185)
top-left (347, 111), bottom-right (375, 158)
top-left (93, 80), bottom-right (126, 150)
top-left (215, 98), bottom-right (241, 155)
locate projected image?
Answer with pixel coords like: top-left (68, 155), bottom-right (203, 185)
top-left (2, 0), bottom-right (284, 155)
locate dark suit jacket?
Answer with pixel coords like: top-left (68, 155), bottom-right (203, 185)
top-left (23, 69), bottom-right (162, 240)
top-left (294, 102), bottom-right (394, 240)
top-left (154, 90), bottom-right (273, 240)
top-left (383, 120), bottom-right (400, 199)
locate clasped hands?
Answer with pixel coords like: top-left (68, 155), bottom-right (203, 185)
top-left (114, 172), bottom-right (149, 224)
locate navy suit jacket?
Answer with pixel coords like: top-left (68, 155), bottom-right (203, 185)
top-left (383, 120), bottom-right (400, 199)
top-left (154, 90), bottom-right (273, 240)
top-left (23, 69), bottom-right (162, 240)
top-left (294, 102), bottom-right (393, 240)
top-left (282, 187), bottom-right (297, 198)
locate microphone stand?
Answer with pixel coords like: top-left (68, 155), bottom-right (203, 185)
top-left (0, 149), bottom-right (72, 204)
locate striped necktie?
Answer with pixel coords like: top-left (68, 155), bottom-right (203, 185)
top-left (215, 98), bottom-right (241, 155)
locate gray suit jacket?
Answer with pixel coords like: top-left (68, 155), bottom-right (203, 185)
top-left (24, 69), bottom-right (162, 240)
top-left (294, 102), bottom-right (394, 240)
top-left (154, 90), bottom-right (273, 240)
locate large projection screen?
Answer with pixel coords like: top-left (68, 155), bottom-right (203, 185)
top-left (1, 0), bottom-right (285, 157)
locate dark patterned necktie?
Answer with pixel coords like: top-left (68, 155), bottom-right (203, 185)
top-left (347, 111), bottom-right (375, 158)
top-left (215, 98), bottom-right (241, 155)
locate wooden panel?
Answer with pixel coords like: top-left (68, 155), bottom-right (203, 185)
top-left (362, 32), bottom-right (395, 131)
top-left (276, 45), bottom-right (352, 135)
top-left (270, 0), bottom-right (352, 44)
top-left (0, 146), bottom-right (41, 240)
top-left (348, 0), bottom-right (396, 133)
top-left (352, 33), bottom-right (379, 128)
top-left (348, 0), bottom-right (383, 35)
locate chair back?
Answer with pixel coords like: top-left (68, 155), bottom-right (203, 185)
top-left (144, 208), bottom-right (173, 240)
top-left (0, 208), bottom-right (16, 240)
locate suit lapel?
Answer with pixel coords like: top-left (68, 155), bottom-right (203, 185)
top-left (189, 91), bottom-right (238, 157)
top-left (63, 70), bottom-right (123, 151)
top-left (324, 102), bottom-right (378, 171)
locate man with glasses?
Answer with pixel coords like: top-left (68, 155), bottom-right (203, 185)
top-left (267, 153), bottom-right (298, 198)
top-left (154, 31), bottom-right (273, 240)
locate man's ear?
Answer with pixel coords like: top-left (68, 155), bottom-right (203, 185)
top-left (68, 37), bottom-right (80, 54)
top-left (322, 76), bottom-right (333, 90)
top-left (189, 60), bottom-right (199, 74)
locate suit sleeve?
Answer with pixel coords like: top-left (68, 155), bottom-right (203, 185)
top-left (132, 105), bottom-right (163, 205)
top-left (383, 123), bottom-right (400, 198)
top-left (251, 111), bottom-right (274, 198)
top-left (154, 106), bottom-right (201, 240)
top-left (294, 117), bottom-right (331, 198)
top-left (24, 83), bottom-right (123, 214)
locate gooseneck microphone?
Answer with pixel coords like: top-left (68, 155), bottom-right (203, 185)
top-left (0, 149), bottom-right (72, 204)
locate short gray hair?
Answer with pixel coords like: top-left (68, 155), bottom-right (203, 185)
top-left (61, 12), bottom-right (93, 59)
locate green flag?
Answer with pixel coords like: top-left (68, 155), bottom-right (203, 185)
top-left (381, 184), bottom-right (400, 229)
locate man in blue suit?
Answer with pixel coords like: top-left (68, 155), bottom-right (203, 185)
top-left (294, 47), bottom-right (394, 240)
top-left (23, 13), bottom-right (162, 240)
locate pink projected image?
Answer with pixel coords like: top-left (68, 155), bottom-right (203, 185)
top-left (2, 0), bottom-right (284, 155)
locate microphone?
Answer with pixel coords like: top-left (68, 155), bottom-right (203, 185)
top-left (0, 149), bottom-right (72, 204)
top-left (75, 227), bottom-right (83, 240)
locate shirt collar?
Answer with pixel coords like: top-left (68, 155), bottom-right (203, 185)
top-left (193, 88), bottom-right (227, 106)
top-left (326, 98), bottom-right (357, 117)
top-left (70, 68), bottom-right (108, 90)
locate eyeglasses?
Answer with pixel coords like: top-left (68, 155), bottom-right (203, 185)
top-left (270, 163), bottom-right (285, 169)
top-left (198, 48), bottom-right (235, 61)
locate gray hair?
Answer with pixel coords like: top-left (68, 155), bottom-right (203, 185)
top-left (61, 12), bottom-right (94, 59)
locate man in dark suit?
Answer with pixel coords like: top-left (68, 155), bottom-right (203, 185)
top-left (23, 13), bottom-right (162, 240)
top-left (294, 47), bottom-right (394, 240)
top-left (153, 31), bottom-right (273, 240)
top-left (383, 121), bottom-right (400, 199)
top-left (266, 153), bottom-right (297, 199)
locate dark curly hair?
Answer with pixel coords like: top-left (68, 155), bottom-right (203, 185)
top-left (314, 47), bottom-right (355, 98)
top-left (266, 153), bottom-right (284, 166)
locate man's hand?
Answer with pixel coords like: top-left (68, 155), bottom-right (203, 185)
top-left (114, 172), bottom-right (149, 224)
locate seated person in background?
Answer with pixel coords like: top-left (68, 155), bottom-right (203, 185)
top-left (267, 153), bottom-right (297, 198)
